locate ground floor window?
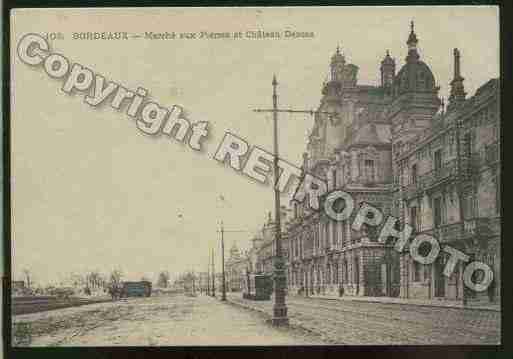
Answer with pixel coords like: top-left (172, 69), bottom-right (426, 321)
top-left (423, 264), bottom-right (430, 282)
top-left (333, 262), bottom-right (339, 284)
top-left (413, 260), bottom-right (421, 282)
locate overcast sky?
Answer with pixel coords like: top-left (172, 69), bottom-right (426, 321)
top-left (10, 6), bottom-right (499, 285)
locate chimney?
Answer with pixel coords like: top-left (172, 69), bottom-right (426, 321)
top-left (447, 48), bottom-right (466, 112)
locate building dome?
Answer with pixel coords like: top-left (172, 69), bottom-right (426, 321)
top-left (381, 50), bottom-right (395, 66)
top-left (230, 242), bottom-right (241, 258)
top-left (393, 22), bottom-right (437, 96)
top-left (331, 45), bottom-right (345, 64)
top-left (394, 60), bottom-right (436, 95)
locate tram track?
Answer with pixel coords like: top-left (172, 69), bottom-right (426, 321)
top-left (228, 295), bottom-right (499, 344)
top-left (287, 299), bottom-right (496, 344)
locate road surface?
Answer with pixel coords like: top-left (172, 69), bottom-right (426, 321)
top-left (12, 294), bottom-right (324, 346)
top-left (12, 293), bottom-right (500, 346)
top-left (228, 294), bottom-right (500, 345)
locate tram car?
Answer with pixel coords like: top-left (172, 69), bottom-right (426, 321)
top-left (242, 273), bottom-right (273, 301)
top-left (120, 281), bottom-right (152, 298)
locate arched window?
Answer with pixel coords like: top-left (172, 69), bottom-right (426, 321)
top-left (325, 221), bottom-right (330, 249)
top-left (341, 221), bottom-right (346, 247)
top-left (425, 76), bottom-right (432, 90)
top-left (365, 159), bottom-right (375, 182)
top-left (360, 147), bottom-right (377, 184)
top-left (418, 70), bottom-right (426, 90)
top-left (332, 220), bottom-right (338, 247)
top-left (401, 75), bottom-right (408, 91)
top-left (413, 260), bottom-right (421, 282)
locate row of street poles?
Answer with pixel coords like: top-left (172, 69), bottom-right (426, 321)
top-left (253, 75), bottom-right (339, 326)
top-left (206, 219), bottom-right (250, 301)
top-left (208, 247), bottom-right (215, 297)
top-left (204, 75), bottom-right (339, 326)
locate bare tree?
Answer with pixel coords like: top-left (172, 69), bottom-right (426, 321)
top-left (86, 271), bottom-right (104, 291)
top-left (108, 269), bottom-right (123, 289)
top-left (105, 269), bottom-right (123, 300)
top-left (67, 272), bottom-right (85, 289)
top-left (157, 271), bottom-right (170, 288)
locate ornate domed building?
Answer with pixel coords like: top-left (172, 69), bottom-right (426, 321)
top-left (394, 22), bottom-right (438, 96)
top-left (225, 241), bottom-right (249, 292)
top-left (285, 21), bottom-right (500, 305)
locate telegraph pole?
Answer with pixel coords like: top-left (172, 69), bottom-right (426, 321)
top-left (192, 270), bottom-right (196, 295)
top-left (269, 74), bottom-right (288, 326)
top-left (455, 116), bottom-right (474, 306)
top-left (207, 251), bottom-right (211, 296)
top-left (212, 247), bottom-right (216, 297)
top-left (220, 221), bottom-right (226, 301)
top-left (455, 116), bottom-right (464, 304)
top-left (217, 222), bottom-right (250, 301)
top-left (253, 75), bottom-right (339, 326)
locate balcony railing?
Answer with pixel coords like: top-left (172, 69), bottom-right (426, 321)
top-left (485, 141), bottom-right (499, 165)
top-left (324, 245), bottom-right (338, 254)
top-left (402, 181), bottom-right (424, 199)
top-left (463, 217), bottom-right (500, 239)
top-left (418, 218), bottom-right (499, 243)
top-left (418, 222), bottom-right (464, 243)
top-left (402, 159), bottom-right (458, 199)
top-left (462, 145), bottom-right (499, 177)
top-left (421, 159), bottom-right (458, 189)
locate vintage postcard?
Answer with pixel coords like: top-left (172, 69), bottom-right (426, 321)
top-left (9, 6), bottom-right (500, 347)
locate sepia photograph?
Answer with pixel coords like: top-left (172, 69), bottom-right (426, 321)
top-left (7, 5), bottom-right (501, 350)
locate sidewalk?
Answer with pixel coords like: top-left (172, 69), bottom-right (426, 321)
top-left (227, 291), bottom-right (500, 312)
top-left (309, 293), bottom-right (501, 312)
top-left (225, 292), bottom-right (500, 345)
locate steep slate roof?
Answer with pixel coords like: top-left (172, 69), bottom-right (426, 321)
top-left (351, 122), bottom-right (390, 147)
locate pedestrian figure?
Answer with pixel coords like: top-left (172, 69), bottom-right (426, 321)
top-left (338, 283), bottom-right (344, 297)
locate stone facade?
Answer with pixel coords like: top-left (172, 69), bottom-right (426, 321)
top-left (225, 243), bottom-right (250, 292)
top-left (197, 272), bottom-right (209, 294)
top-left (245, 209), bottom-right (290, 292)
top-left (395, 77), bottom-right (500, 303)
top-left (284, 22), bottom-right (500, 304)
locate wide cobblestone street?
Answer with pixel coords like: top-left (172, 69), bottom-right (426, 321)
top-left (227, 293), bottom-right (501, 345)
top-left (12, 294), bottom-right (325, 346)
